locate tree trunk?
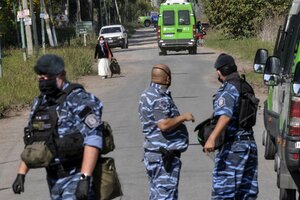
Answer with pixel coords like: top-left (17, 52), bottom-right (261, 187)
top-left (48, 0), bottom-right (58, 46)
top-left (114, 0), bottom-right (121, 23)
top-left (103, 0), bottom-right (108, 25)
top-left (41, 0), bottom-right (54, 47)
top-left (76, 0), bottom-right (82, 22)
top-left (88, 0), bottom-right (93, 21)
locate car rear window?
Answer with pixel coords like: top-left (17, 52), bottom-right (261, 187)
top-left (163, 11), bottom-right (174, 25)
top-left (178, 10), bottom-right (190, 25)
top-left (101, 27), bottom-right (121, 34)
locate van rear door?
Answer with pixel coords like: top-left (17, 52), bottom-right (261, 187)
top-left (161, 10), bottom-right (176, 40)
top-left (160, 7), bottom-right (193, 40)
top-left (177, 9), bottom-right (193, 39)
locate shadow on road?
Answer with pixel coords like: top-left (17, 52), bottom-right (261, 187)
top-left (113, 46), bottom-right (158, 53)
top-left (160, 51), bottom-right (216, 56)
top-left (0, 159), bottom-right (18, 165)
top-left (173, 96), bottom-right (199, 99)
top-left (0, 187), bottom-right (10, 191)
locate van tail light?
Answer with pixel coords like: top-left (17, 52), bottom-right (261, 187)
top-left (289, 96), bottom-right (300, 136)
top-left (157, 26), bottom-right (161, 39)
top-left (193, 25), bottom-right (196, 38)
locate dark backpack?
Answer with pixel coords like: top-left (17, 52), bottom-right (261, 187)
top-left (228, 75), bottom-right (260, 130)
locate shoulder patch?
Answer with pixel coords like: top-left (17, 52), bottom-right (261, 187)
top-left (217, 97), bottom-right (225, 107)
top-left (84, 114), bottom-right (100, 128)
top-left (159, 100), bottom-right (169, 110)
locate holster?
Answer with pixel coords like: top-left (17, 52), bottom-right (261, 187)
top-left (159, 147), bottom-right (181, 173)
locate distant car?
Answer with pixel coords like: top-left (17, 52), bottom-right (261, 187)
top-left (99, 24), bottom-right (128, 49)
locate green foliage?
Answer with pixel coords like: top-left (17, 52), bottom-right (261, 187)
top-left (0, 44), bottom-right (94, 116)
top-left (131, 0), bottom-right (153, 17)
top-left (205, 29), bottom-right (272, 84)
top-left (205, 30), bottom-right (274, 61)
top-left (202, 0), bottom-right (293, 38)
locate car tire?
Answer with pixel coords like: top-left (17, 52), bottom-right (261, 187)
top-left (121, 39), bottom-right (126, 49)
top-left (159, 50), bottom-right (167, 56)
top-left (193, 46), bottom-right (197, 54)
top-left (144, 20), bottom-right (151, 27)
top-left (279, 189), bottom-right (296, 200)
top-left (264, 132), bottom-right (276, 160)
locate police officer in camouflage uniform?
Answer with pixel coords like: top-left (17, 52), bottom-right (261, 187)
top-left (204, 54), bottom-right (259, 199)
top-left (12, 54), bottom-right (103, 200)
top-left (138, 64), bottom-right (194, 200)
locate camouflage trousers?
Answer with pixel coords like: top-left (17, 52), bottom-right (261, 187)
top-left (212, 140), bottom-right (258, 200)
top-left (47, 171), bottom-right (96, 200)
top-left (144, 152), bottom-right (182, 200)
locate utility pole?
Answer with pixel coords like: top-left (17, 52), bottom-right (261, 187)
top-left (19, 0), bottom-right (27, 61)
top-left (22, 0), bottom-right (33, 57)
top-left (30, 0), bottom-right (39, 57)
top-left (40, 0), bottom-right (45, 54)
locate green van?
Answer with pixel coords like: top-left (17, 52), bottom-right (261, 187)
top-left (157, 0), bottom-right (197, 55)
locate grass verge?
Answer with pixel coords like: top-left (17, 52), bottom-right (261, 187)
top-left (0, 46), bottom-right (94, 117)
top-left (205, 30), bottom-right (273, 89)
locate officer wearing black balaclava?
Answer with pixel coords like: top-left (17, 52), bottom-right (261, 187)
top-left (12, 54), bottom-right (103, 200)
top-left (34, 54), bottom-right (65, 98)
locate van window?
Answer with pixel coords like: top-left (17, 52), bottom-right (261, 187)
top-left (178, 10), bottom-right (190, 25)
top-left (163, 11), bottom-right (175, 25)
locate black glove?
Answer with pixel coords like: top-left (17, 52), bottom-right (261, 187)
top-left (75, 174), bottom-right (91, 200)
top-left (12, 174), bottom-right (25, 194)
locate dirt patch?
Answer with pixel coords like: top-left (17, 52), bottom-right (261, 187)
top-left (0, 104), bottom-right (30, 119)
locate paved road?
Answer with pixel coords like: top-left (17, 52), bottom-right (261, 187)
top-left (0, 27), bottom-right (278, 199)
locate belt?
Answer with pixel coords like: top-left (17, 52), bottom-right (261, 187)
top-left (144, 148), bottom-right (181, 158)
top-left (225, 135), bottom-right (255, 143)
top-left (46, 163), bottom-right (81, 179)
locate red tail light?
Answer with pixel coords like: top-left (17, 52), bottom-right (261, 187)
top-left (289, 96), bottom-right (300, 136)
top-left (292, 153), bottom-right (299, 160)
top-left (157, 26), bottom-right (161, 39)
top-left (193, 25), bottom-right (196, 38)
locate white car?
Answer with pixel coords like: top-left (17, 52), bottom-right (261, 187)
top-left (99, 24), bottom-right (128, 49)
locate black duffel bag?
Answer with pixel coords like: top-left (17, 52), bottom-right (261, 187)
top-left (194, 117), bottom-right (225, 150)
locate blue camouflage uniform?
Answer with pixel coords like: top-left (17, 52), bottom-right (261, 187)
top-left (28, 81), bottom-right (103, 200)
top-left (212, 73), bottom-right (258, 200)
top-left (138, 82), bottom-right (189, 200)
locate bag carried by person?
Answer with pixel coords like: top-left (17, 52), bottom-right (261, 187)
top-left (194, 116), bottom-right (225, 150)
top-left (109, 58), bottom-right (121, 76)
top-left (21, 141), bottom-right (54, 168)
top-left (93, 157), bottom-right (123, 200)
top-left (101, 121), bottom-right (115, 155)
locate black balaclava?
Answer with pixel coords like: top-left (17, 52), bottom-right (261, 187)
top-left (34, 54), bottom-right (65, 98)
top-left (38, 79), bottom-right (61, 97)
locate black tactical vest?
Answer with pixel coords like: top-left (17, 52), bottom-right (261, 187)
top-left (24, 84), bottom-right (85, 164)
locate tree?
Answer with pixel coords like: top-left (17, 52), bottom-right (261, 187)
top-left (202, 0), bottom-right (293, 38)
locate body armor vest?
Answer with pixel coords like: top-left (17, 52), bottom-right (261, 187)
top-left (24, 84), bottom-right (85, 165)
